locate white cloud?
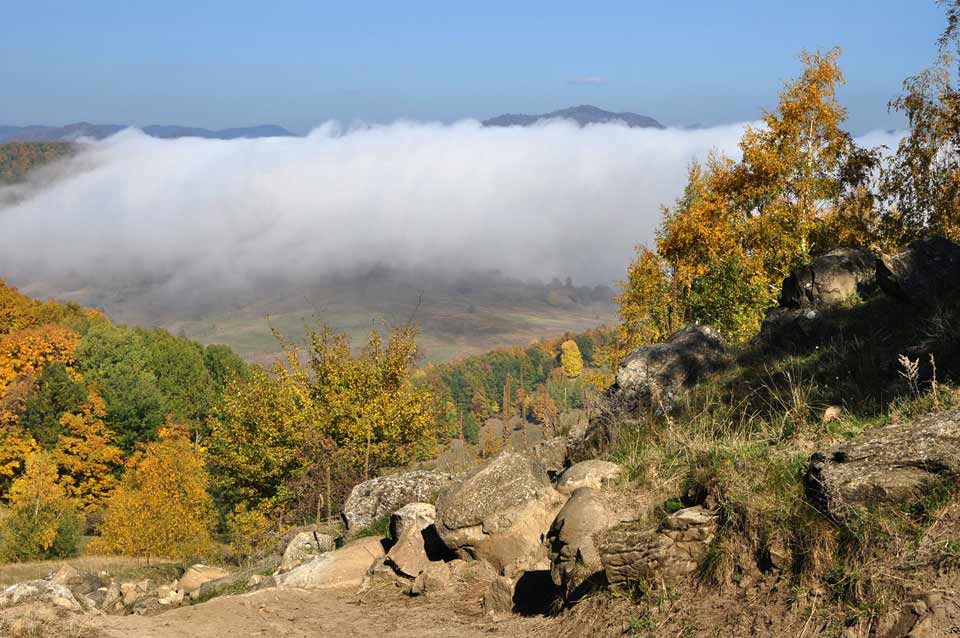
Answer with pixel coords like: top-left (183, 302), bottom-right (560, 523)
top-left (0, 121), bottom-right (904, 301)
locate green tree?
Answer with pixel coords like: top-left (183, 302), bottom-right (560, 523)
top-left (21, 362), bottom-right (88, 449)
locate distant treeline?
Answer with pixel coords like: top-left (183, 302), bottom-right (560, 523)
top-left (416, 326), bottom-right (615, 442)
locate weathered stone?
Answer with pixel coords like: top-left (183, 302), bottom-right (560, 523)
top-left (278, 530), bottom-right (336, 574)
top-left (120, 580), bottom-right (151, 607)
top-left (178, 565), bottom-right (229, 595)
top-left (196, 556), bottom-right (280, 600)
top-left (389, 502), bottom-right (436, 540)
top-left (341, 470), bottom-right (456, 532)
top-left (528, 436), bottom-right (569, 479)
top-left (48, 564), bottom-right (83, 586)
top-left (612, 325), bottom-right (727, 414)
top-left (878, 238), bottom-right (960, 305)
top-left (598, 506), bottom-right (719, 587)
top-left (779, 247), bottom-right (878, 309)
top-left (385, 526), bottom-right (430, 578)
top-left (823, 405), bottom-right (843, 423)
top-left (547, 487), bottom-right (635, 599)
top-left (100, 581), bottom-right (123, 612)
top-left (409, 562), bottom-right (452, 595)
top-left (0, 580), bottom-right (83, 612)
top-left (277, 536), bottom-right (386, 590)
top-left (807, 410), bottom-right (960, 520)
top-left (435, 452), bottom-right (566, 575)
top-left (482, 576), bottom-right (515, 614)
top-left (556, 460), bottom-right (624, 496)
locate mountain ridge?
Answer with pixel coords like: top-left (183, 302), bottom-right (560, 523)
top-left (482, 104), bottom-right (664, 129)
top-left (0, 122), bottom-right (295, 142)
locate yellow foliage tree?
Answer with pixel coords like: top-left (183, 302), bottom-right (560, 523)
top-left (0, 323), bottom-right (80, 424)
top-left (618, 48), bottom-right (876, 349)
top-left (0, 452), bottom-right (83, 561)
top-left (92, 428), bottom-right (215, 560)
top-left (52, 390), bottom-right (123, 513)
top-left (560, 340), bottom-right (583, 378)
top-left (276, 324), bottom-right (435, 480)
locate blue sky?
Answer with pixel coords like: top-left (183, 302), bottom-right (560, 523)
top-left (0, 1), bottom-right (946, 133)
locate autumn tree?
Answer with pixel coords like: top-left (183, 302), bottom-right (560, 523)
top-left (208, 368), bottom-right (306, 510)
top-left (0, 452), bottom-right (83, 561)
top-left (93, 427), bottom-right (215, 560)
top-left (560, 340), bottom-right (584, 378)
top-left (879, 2), bottom-right (960, 242)
top-left (618, 48), bottom-right (873, 348)
top-left (275, 324), bottom-right (435, 481)
top-left (532, 384), bottom-right (560, 437)
top-left (52, 390), bottom-right (123, 513)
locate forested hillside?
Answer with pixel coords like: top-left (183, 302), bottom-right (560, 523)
top-left (0, 142), bottom-right (75, 184)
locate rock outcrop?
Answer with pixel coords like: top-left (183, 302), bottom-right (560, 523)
top-left (341, 470), bottom-right (456, 532)
top-left (435, 452), bottom-right (565, 575)
top-left (807, 410), bottom-right (960, 520)
top-left (277, 536), bottom-right (386, 590)
top-left (613, 325), bottom-right (727, 413)
top-left (598, 506), bottom-right (719, 587)
top-left (779, 247), bottom-right (878, 309)
top-left (878, 238), bottom-right (960, 305)
top-left (547, 487), bottom-right (635, 599)
top-left (277, 531), bottom-right (336, 574)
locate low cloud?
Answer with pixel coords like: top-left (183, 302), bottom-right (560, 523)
top-left (0, 120), bottom-right (903, 305)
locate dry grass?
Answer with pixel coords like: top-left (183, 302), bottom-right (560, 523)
top-left (0, 555), bottom-right (180, 587)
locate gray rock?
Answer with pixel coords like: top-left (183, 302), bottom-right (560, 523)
top-left (807, 410), bottom-right (960, 520)
top-left (0, 580), bottom-right (83, 612)
top-left (547, 487), bottom-right (635, 599)
top-left (878, 238), bottom-right (960, 305)
top-left (556, 460), bottom-right (624, 496)
top-left (278, 530), bottom-right (335, 574)
top-left (277, 536), bottom-right (386, 590)
top-left (389, 502), bottom-right (436, 540)
top-left (598, 506), bottom-right (719, 587)
top-left (614, 325), bottom-right (727, 413)
top-left (341, 470), bottom-right (456, 532)
top-left (779, 247), bottom-right (878, 308)
top-left (435, 452), bottom-right (565, 575)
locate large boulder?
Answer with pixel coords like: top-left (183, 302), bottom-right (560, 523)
top-left (277, 536), bottom-right (386, 590)
top-left (435, 452), bottom-right (565, 575)
top-left (341, 470), bottom-right (456, 532)
top-left (878, 238), bottom-right (960, 305)
top-left (613, 325), bottom-right (727, 413)
top-left (277, 530), bottom-right (335, 574)
top-left (779, 247), bottom-right (878, 309)
top-left (547, 487), bottom-right (635, 599)
top-left (197, 556), bottom-right (280, 600)
top-left (806, 411), bottom-right (960, 520)
top-left (598, 506), bottom-right (719, 588)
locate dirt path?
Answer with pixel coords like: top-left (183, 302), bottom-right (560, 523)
top-left (85, 583), bottom-right (549, 638)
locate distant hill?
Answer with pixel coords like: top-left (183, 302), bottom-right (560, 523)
top-left (482, 105), bottom-right (664, 129)
top-left (0, 122), bottom-right (295, 142)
